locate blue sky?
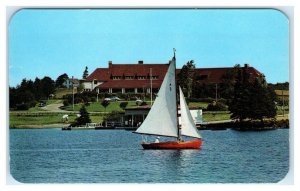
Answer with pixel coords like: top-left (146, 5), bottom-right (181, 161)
top-left (9, 9), bottom-right (289, 87)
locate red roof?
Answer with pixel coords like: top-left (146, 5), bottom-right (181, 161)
top-left (84, 63), bottom-right (262, 89)
top-left (85, 68), bottom-right (110, 82)
top-left (85, 63), bottom-right (169, 82)
top-left (97, 80), bottom-right (162, 89)
top-left (109, 64), bottom-right (169, 77)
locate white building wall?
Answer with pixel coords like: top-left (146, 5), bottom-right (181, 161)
top-left (82, 81), bottom-right (104, 91)
top-left (91, 81), bottom-right (103, 90)
top-left (190, 109), bottom-right (203, 125)
top-left (82, 81), bottom-right (92, 90)
top-left (177, 109), bottom-right (203, 125)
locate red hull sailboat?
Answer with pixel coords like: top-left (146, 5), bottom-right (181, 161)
top-left (134, 50), bottom-right (203, 150)
top-left (142, 139), bottom-right (202, 150)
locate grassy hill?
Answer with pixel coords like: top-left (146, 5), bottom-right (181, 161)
top-left (54, 88), bottom-right (73, 99)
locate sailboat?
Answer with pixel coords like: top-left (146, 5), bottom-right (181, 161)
top-left (134, 52), bottom-right (202, 149)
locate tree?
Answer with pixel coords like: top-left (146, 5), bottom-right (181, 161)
top-left (9, 76), bottom-right (56, 110)
top-left (178, 60), bottom-right (195, 98)
top-left (101, 100), bottom-right (110, 112)
top-left (55, 73), bottom-right (69, 88)
top-left (77, 83), bottom-right (84, 93)
top-left (119, 101), bottom-right (128, 110)
top-left (219, 65), bottom-right (240, 99)
top-left (228, 65), bottom-right (277, 123)
top-left (228, 66), bottom-right (252, 121)
top-left (82, 66), bottom-right (89, 79)
top-left (248, 77), bottom-right (276, 121)
top-left (40, 76), bottom-right (56, 99)
top-left (75, 105), bottom-right (91, 126)
top-left (33, 77), bottom-right (43, 100)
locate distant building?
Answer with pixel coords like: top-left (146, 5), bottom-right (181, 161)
top-left (63, 78), bottom-right (80, 89)
top-left (274, 89), bottom-right (289, 104)
top-left (81, 60), bottom-right (262, 93)
top-left (124, 105), bottom-right (203, 127)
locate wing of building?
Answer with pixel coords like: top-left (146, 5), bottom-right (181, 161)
top-left (81, 60), bottom-right (263, 93)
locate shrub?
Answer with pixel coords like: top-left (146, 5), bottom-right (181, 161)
top-left (16, 103), bottom-right (30, 110)
top-left (119, 102), bottom-right (128, 110)
top-left (206, 101), bottom-right (228, 111)
top-left (103, 111), bottom-right (122, 121)
top-left (63, 100), bottom-right (70, 106)
top-left (140, 101), bottom-right (148, 106)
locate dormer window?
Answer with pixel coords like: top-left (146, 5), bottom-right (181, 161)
top-left (137, 76), bottom-right (146, 80)
top-left (150, 76), bottom-right (158, 80)
top-left (113, 76), bottom-right (121, 80)
top-left (125, 76), bottom-right (134, 80)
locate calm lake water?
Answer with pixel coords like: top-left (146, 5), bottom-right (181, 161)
top-left (9, 128), bottom-right (289, 183)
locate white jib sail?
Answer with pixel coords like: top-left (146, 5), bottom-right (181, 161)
top-left (135, 58), bottom-right (178, 138)
top-left (179, 86), bottom-right (202, 139)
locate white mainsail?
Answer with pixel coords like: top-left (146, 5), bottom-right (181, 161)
top-left (179, 87), bottom-right (202, 139)
top-left (134, 58), bottom-right (178, 137)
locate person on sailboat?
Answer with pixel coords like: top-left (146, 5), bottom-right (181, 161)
top-left (155, 136), bottom-right (160, 143)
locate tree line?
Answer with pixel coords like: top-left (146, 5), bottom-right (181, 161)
top-left (9, 77), bottom-right (56, 110)
top-left (178, 61), bottom-right (280, 122)
top-left (9, 65), bottom-right (89, 110)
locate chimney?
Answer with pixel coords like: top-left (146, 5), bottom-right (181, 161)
top-left (108, 61), bottom-right (112, 68)
top-left (244, 63), bottom-right (249, 68)
top-left (138, 60), bottom-right (143, 64)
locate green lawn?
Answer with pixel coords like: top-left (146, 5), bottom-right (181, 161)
top-left (54, 88), bottom-right (73, 99)
top-left (62, 101), bottom-right (209, 112)
top-left (63, 101), bottom-right (147, 112)
top-left (188, 102), bottom-right (209, 108)
top-left (9, 113), bottom-right (71, 127)
top-left (46, 99), bottom-right (63, 105)
top-left (9, 112), bottom-right (105, 127)
top-left (28, 106), bottom-right (47, 112)
top-left (10, 97), bottom-right (290, 127)
top-left (202, 112), bottom-right (231, 122)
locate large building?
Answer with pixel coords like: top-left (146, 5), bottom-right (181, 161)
top-left (82, 60), bottom-right (262, 93)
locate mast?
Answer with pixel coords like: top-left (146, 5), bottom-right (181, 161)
top-left (150, 68), bottom-right (153, 106)
top-left (173, 48), bottom-right (181, 141)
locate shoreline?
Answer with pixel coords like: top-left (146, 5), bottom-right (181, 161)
top-left (10, 123), bottom-right (70, 129)
top-left (9, 116), bottom-right (289, 130)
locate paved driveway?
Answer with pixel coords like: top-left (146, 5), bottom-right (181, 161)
top-left (41, 103), bottom-right (69, 112)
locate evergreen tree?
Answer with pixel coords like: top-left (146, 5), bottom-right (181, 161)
top-left (9, 76), bottom-right (55, 110)
top-left (101, 100), bottom-right (110, 112)
top-left (119, 101), bottom-right (128, 110)
top-left (82, 66), bottom-right (89, 79)
top-left (75, 105), bottom-right (91, 126)
top-left (178, 60), bottom-right (195, 98)
top-left (248, 77), bottom-right (276, 121)
top-left (228, 66), bottom-right (249, 121)
top-left (40, 76), bottom-right (56, 99)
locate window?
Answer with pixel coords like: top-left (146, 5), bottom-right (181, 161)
top-left (150, 76), bottom-right (158, 80)
top-left (125, 76), bottom-right (134, 80)
top-left (138, 76), bottom-right (146, 80)
top-left (113, 76), bottom-right (121, 80)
